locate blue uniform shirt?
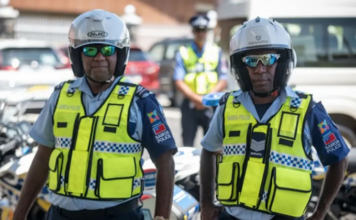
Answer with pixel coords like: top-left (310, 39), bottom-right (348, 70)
top-left (29, 76), bottom-right (177, 211)
top-left (201, 87), bottom-right (350, 220)
top-left (173, 42), bottom-right (228, 81)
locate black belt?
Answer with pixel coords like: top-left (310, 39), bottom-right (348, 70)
top-left (56, 199), bottom-right (138, 219)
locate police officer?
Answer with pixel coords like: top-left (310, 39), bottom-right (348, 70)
top-left (174, 14), bottom-right (228, 147)
top-left (13, 9), bottom-right (176, 220)
top-left (199, 17), bottom-right (349, 220)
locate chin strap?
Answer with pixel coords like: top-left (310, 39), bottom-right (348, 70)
top-left (85, 75), bottom-right (115, 85)
top-left (252, 88), bottom-right (280, 97)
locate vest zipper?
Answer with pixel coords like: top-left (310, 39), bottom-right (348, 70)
top-left (64, 113), bottom-right (80, 196)
top-left (84, 116), bottom-right (99, 198)
top-left (256, 127), bottom-right (273, 209)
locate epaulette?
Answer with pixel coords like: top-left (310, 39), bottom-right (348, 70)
top-left (135, 85), bottom-right (151, 99)
top-left (219, 92), bottom-right (231, 105)
top-left (54, 80), bottom-right (74, 91)
top-left (294, 91), bottom-right (309, 99)
top-left (54, 82), bottom-right (65, 91)
top-left (294, 90), bottom-right (316, 114)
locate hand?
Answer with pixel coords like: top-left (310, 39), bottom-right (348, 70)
top-left (201, 205), bottom-right (223, 220)
top-left (192, 96), bottom-right (206, 110)
top-left (12, 212), bottom-right (26, 220)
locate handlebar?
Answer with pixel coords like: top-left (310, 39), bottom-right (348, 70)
top-left (0, 139), bottom-right (18, 155)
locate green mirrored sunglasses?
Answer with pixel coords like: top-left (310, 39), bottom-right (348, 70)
top-left (83, 46), bottom-right (116, 57)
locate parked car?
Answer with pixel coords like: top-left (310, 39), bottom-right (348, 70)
top-left (126, 45), bottom-right (160, 93)
top-left (0, 39), bottom-right (70, 71)
top-left (147, 38), bottom-right (194, 106)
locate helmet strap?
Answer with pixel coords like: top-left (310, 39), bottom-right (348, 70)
top-left (85, 75), bottom-right (115, 85)
top-left (252, 87), bottom-right (280, 98)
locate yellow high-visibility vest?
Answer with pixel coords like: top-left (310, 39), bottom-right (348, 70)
top-left (48, 78), bottom-right (143, 200)
top-left (180, 44), bottom-right (220, 95)
top-left (217, 91), bottom-right (313, 218)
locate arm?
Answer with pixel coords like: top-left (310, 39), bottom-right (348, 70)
top-left (306, 101), bottom-right (350, 219)
top-left (313, 158), bottom-right (347, 219)
top-left (199, 105), bottom-right (224, 209)
top-left (134, 90), bottom-right (177, 219)
top-left (209, 50), bottom-right (228, 93)
top-left (13, 145), bottom-right (53, 219)
top-left (175, 80), bottom-right (203, 104)
top-left (200, 148), bottom-right (220, 208)
top-left (153, 151), bottom-right (175, 218)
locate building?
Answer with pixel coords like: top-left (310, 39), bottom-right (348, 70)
top-left (8, 0), bottom-right (217, 49)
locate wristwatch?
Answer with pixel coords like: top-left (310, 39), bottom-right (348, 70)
top-left (153, 216), bottom-right (169, 220)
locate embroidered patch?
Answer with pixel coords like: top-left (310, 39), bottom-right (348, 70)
top-left (153, 123), bottom-right (166, 135)
top-left (318, 120), bottom-right (330, 135)
top-left (323, 133), bottom-right (336, 145)
top-left (147, 110), bottom-right (160, 124)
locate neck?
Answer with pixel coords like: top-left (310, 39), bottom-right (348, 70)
top-left (250, 91), bottom-right (277, 104)
top-left (195, 40), bottom-right (204, 51)
top-left (86, 78), bottom-right (113, 94)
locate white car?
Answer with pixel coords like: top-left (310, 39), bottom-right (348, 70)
top-left (0, 68), bottom-right (75, 124)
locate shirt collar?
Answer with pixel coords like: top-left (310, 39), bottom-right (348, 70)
top-left (68, 76), bottom-right (123, 95)
top-left (191, 42), bottom-right (206, 54)
top-left (232, 86), bottom-right (299, 101)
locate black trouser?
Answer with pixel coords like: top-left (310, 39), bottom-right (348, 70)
top-left (45, 200), bottom-right (143, 220)
top-left (180, 99), bottom-right (214, 147)
top-left (218, 208), bottom-right (305, 220)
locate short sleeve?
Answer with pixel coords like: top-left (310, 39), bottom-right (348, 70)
top-left (173, 51), bottom-right (186, 81)
top-left (28, 90), bottom-right (60, 148)
top-left (307, 101), bottom-right (350, 166)
top-left (135, 93), bottom-right (177, 161)
top-left (200, 105), bottom-right (225, 152)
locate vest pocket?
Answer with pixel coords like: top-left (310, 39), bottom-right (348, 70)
top-left (216, 162), bottom-right (240, 201)
top-left (48, 149), bottom-right (64, 191)
top-left (96, 157), bottom-right (137, 199)
top-left (267, 167), bottom-right (312, 217)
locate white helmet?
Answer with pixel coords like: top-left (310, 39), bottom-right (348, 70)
top-left (68, 9), bottom-right (130, 78)
top-left (229, 17), bottom-right (297, 94)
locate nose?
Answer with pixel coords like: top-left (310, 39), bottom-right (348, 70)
top-left (93, 51), bottom-right (105, 61)
top-left (254, 61), bottom-right (266, 74)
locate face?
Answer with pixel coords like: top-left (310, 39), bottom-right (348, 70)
top-left (81, 44), bottom-right (117, 82)
top-left (243, 50), bottom-right (279, 93)
top-left (193, 28), bottom-right (208, 44)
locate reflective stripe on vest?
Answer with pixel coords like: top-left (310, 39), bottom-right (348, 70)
top-left (217, 92), bottom-right (313, 218)
top-left (48, 78), bottom-right (143, 200)
top-left (180, 45), bottom-right (219, 95)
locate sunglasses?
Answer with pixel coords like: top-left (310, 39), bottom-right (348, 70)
top-left (242, 54), bottom-right (280, 68)
top-left (82, 46), bottom-right (116, 57)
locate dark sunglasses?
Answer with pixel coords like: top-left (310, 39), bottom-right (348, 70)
top-left (242, 54), bottom-right (280, 68)
top-left (82, 46), bottom-right (116, 57)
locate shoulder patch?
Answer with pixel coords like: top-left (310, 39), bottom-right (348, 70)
top-left (219, 92), bottom-right (231, 106)
top-left (135, 85), bottom-right (151, 98)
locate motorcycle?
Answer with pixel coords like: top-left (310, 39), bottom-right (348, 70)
top-left (0, 146), bottom-right (200, 220)
top-left (143, 147), bottom-right (201, 201)
top-left (307, 147), bottom-right (356, 220)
